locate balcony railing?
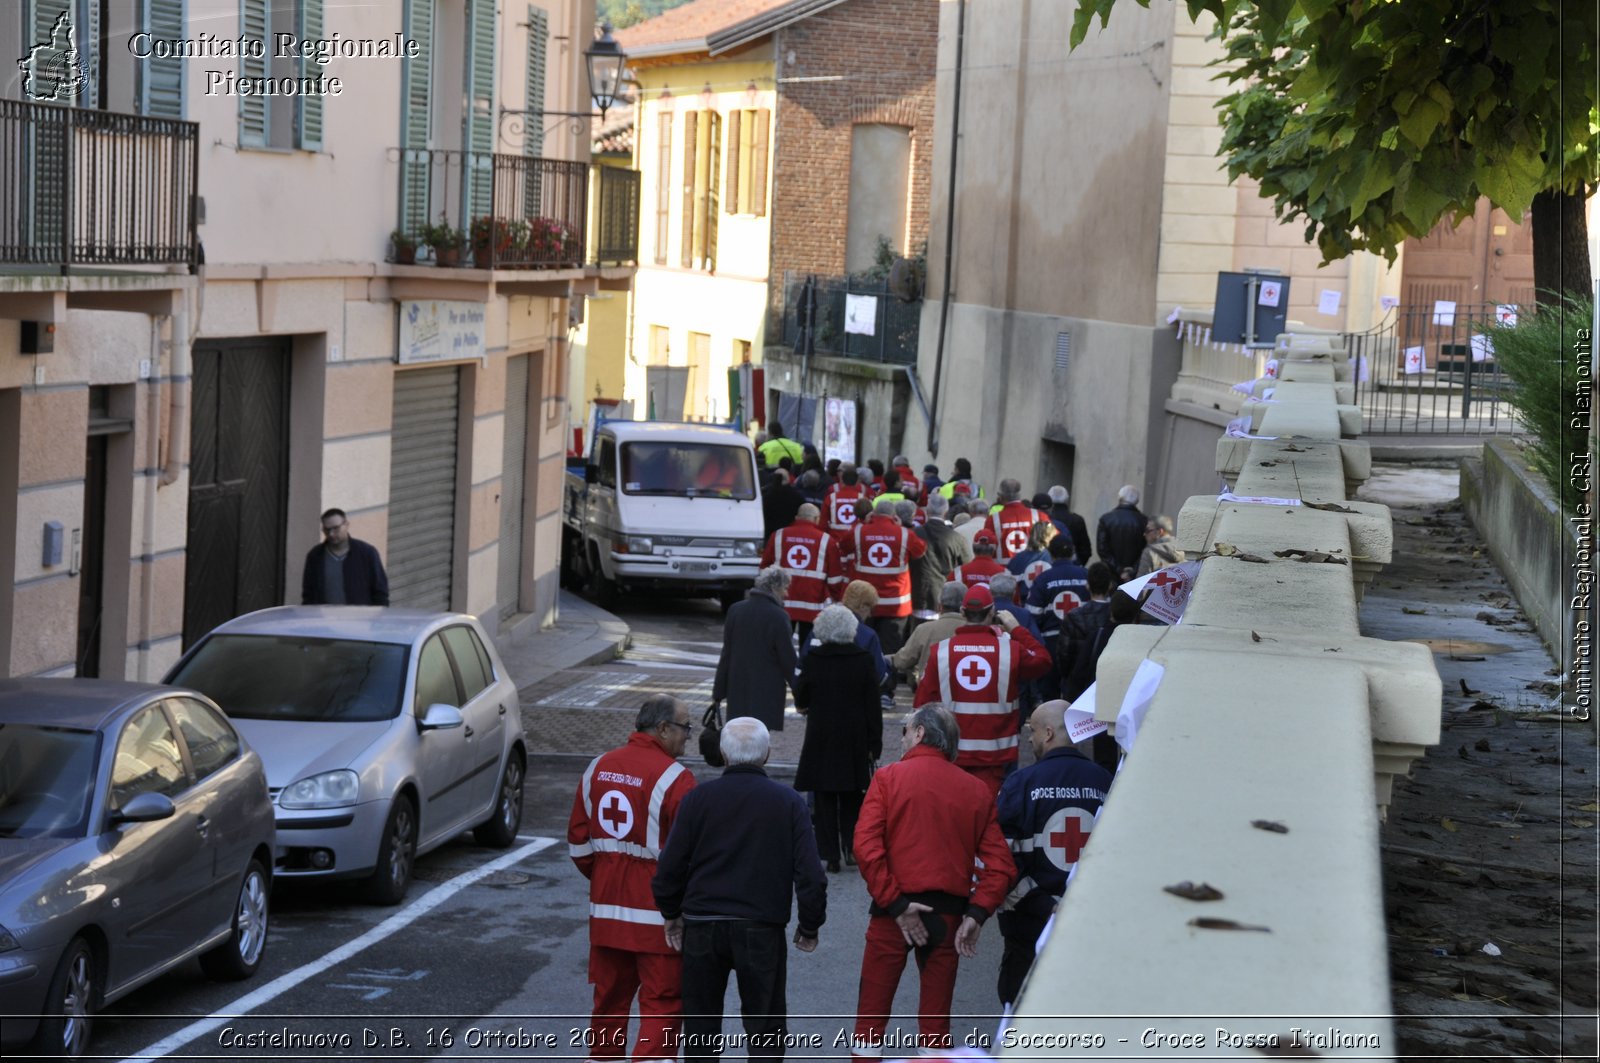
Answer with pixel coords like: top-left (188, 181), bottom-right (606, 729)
top-left (0, 99), bottom-right (199, 269)
top-left (592, 165), bottom-right (639, 265)
top-left (778, 271), bottom-right (922, 364)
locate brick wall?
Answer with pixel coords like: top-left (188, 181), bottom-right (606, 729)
top-left (769, 0), bottom-right (938, 292)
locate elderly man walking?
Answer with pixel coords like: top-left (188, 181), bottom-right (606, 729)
top-left (1096, 485), bottom-right (1149, 580)
top-left (653, 717), bottom-right (827, 1063)
top-left (569, 696), bottom-right (698, 1063)
top-left (850, 706), bottom-right (1016, 1059)
top-left (713, 567), bottom-right (799, 731)
top-left (995, 699), bottom-right (1112, 1007)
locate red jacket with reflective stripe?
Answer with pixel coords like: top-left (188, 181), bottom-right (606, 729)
top-left (989, 503), bottom-right (1050, 560)
top-left (849, 515), bottom-right (927, 618)
top-left (824, 484), bottom-right (868, 534)
top-left (761, 520), bottom-right (844, 621)
top-left (912, 624), bottom-right (1051, 768)
top-left (950, 556), bottom-right (1007, 589)
top-left (853, 744), bottom-right (1016, 918)
top-left (568, 733), bottom-right (696, 952)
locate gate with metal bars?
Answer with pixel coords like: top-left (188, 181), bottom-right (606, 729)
top-left (1341, 302), bottom-right (1524, 435)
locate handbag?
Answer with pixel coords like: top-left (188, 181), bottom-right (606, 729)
top-left (699, 701), bottom-right (725, 766)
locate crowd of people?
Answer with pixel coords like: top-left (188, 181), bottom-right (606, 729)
top-left (567, 438), bottom-right (1189, 1062)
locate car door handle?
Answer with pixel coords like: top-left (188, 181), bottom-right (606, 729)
top-left (464, 725), bottom-right (475, 737)
top-left (499, 704), bottom-right (508, 716)
top-left (195, 815), bottom-right (210, 837)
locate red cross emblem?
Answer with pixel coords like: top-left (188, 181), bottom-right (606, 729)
top-left (1004, 529), bottom-right (1027, 554)
top-left (1050, 589), bottom-right (1083, 620)
top-left (1025, 560), bottom-right (1049, 586)
top-left (1040, 806), bottom-right (1095, 869)
top-left (866, 541), bottom-right (894, 568)
top-left (1149, 568), bottom-right (1189, 599)
top-left (785, 543), bottom-right (813, 570)
top-left (597, 790), bottom-right (634, 840)
top-left (836, 503), bottom-right (858, 525)
top-left (954, 653), bottom-right (993, 692)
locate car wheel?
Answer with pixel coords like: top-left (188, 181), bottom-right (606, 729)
top-left (30, 937), bottom-right (96, 1059)
top-left (364, 794), bottom-right (418, 906)
top-left (474, 750), bottom-right (525, 848)
top-left (200, 858), bottom-right (270, 980)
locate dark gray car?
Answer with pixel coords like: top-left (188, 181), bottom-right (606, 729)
top-left (0, 680), bottom-right (275, 1059)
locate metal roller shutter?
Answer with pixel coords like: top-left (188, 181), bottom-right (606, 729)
top-left (388, 366), bottom-right (460, 610)
top-left (497, 355), bottom-right (528, 618)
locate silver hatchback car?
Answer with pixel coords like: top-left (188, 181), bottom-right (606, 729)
top-left (165, 607), bottom-right (528, 905)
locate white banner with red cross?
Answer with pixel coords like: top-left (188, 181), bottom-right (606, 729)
top-left (1119, 560), bottom-right (1202, 625)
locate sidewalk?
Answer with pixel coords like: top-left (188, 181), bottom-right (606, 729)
top-left (494, 590), bottom-right (631, 691)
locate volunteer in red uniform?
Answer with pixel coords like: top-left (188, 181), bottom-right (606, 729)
top-left (912, 585), bottom-right (1052, 797)
top-left (824, 463), bottom-right (870, 535)
top-left (987, 478), bottom-right (1051, 561)
top-left (950, 528), bottom-right (1007, 588)
top-left (849, 498), bottom-right (927, 656)
top-left (569, 696), bottom-right (698, 1062)
top-left (890, 454), bottom-right (923, 505)
top-left (849, 705), bottom-right (1015, 1059)
top-left (760, 502), bottom-right (845, 645)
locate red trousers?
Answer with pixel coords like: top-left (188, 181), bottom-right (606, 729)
top-left (851, 913), bottom-right (962, 1059)
top-left (961, 763), bottom-right (1009, 801)
top-left (587, 944), bottom-right (682, 1062)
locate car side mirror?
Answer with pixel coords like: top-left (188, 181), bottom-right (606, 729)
top-left (112, 791), bottom-right (176, 825)
top-left (585, 463), bottom-right (600, 484)
top-left (419, 703), bottom-right (464, 731)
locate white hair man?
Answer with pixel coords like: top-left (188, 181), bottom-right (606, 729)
top-left (1095, 484), bottom-right (1149, 579)
top-left (1045, 484), bottom-right (1091, 566)
top-left (712, 567), bottom-right (799, 731)
top-left (986, 477), bottom-right (1050, 561)
top-left (654, 717), bottom-right (826, 1062)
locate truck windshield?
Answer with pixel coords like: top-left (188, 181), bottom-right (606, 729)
top-left (620, 442), bottom-right (757, 500)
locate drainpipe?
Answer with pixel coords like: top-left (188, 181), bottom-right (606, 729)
top-left (159, 278), bottom-right (199, 486)
top-left (926, 0), bottom-right (965, 459)
top-left (136, 314), bottom-right (163, 680)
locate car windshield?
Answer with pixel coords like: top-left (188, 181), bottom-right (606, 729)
top-left (170, 634), bottom-right (408, 723)
top-left (620, 442), bottom-right (756, 500)
top-left (0, 725), bottom-right (98, 838)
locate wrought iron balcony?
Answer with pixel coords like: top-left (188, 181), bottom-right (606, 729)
top-left (0, 99), bottom-right (200, 270)
top-left (592, 165), bottom-right (639, 266)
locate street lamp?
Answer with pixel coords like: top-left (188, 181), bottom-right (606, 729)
top-left (499, 22), bottom-right (629, 139)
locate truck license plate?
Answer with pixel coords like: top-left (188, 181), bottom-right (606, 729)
top-left (678, 561), bottom-right (714, 573)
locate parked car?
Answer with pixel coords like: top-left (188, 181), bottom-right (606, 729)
top-left (165, 607), bottom-right (528, 906)
top-left (0, 680), bottom-right (275, 1060)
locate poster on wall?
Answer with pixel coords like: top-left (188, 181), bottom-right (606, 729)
top-left (824, 397), bottom-right (857, 466)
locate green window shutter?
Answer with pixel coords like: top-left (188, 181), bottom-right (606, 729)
top-left (25, 0), bottom-right (72, 255)
top-left (140, 0), bottom-right (185, 118)
top-left (75, 0), bottom-right (100, 108)
top-left (523, 5), bottom-right (548, 217)
top-left (238, 0), bottom-right (268, 145)
top-left (297, 0), bottom-right (324, 149)
top-left (399, 0), bottom-right (434, 235)
top-left (463, 0), bottom-right (495, 222)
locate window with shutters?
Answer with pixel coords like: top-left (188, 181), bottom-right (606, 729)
top-left (679, 110), bottom-right (720, 272)
top-left (237, 0), bottom-right (325, 150)
top-left (522, 5), bottom-right (548, 217)
top-left (653, 112), bottom-right (671, 265)
top-left (723, 109), bottom-right (769, 216)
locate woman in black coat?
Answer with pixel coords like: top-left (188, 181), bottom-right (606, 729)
top-left (793, 603), bottom-right (883, 872)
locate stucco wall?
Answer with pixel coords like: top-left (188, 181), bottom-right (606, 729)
top-left (760, 348), bottom-right (908, 464)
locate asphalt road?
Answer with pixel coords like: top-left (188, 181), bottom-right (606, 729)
top-left (88, 594), bottom-right (1015, 1063)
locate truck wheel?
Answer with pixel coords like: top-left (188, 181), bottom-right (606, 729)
top-left (719, 588), bottom-right (744, 613)
top-left (559, 532), bottom-right (582, 590)
top-left (585, 545), bottom-right (619, 608)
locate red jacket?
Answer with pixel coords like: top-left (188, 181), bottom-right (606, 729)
top-left (988, 502), bottom-right (1050, 560)
top-left (849, 515), bottom-right (928, 618)
top-left (949, 556), bottom-right (1007, 588)
top-left (569, 733), bottom-right (696, 953)
top-left (853, 744), bottom-right (1015, 919)
top-left (824, 483), bottom-right (869, 533)
top-left (912, 623), bottom-right (1052, 768)
top-left (761, 519), bottom-right (845, 621)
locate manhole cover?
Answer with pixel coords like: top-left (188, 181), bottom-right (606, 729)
top-left (1402, 638), bottom-right (1514, 656)
top-left (414, 867), bottom-right (532, 886)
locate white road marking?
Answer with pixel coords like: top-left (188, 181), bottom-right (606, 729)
top-left (119, 836), bottom-right (557, 1063)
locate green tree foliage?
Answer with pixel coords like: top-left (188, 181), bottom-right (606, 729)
top-left (1489, 295), bottom-right (1593, 513)
top-left (1070, 1), bottom-right (1597, 294)
top-left (599, 0), bottom-right (686, 29)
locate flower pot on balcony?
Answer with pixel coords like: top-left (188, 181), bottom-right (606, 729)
top-left (435, 245), bottom-right (463, 268)
top-left (392, 243), bottom-right (417, 265)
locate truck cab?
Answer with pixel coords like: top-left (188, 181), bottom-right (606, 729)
top-left (563, 421), bottom-right (765, 609)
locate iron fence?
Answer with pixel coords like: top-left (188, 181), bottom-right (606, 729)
top-left (1342, 302), bottom-right (1523, 435)
top-left (397, 148), bottom-right (589, 269)
top-left (0, 99), bottom-right (199, 269)
top-left (779, 271), bottom-right (921, 364)
top-left (592, 166), bottom-right (640, 265)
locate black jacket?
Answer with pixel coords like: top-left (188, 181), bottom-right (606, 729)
top-left (793, 641), bottom-right (883, 793)
top-left (1057, 599), bottom-right (1114, 700)
top-left (762, 481), bottom-right (805, 540)
top-left (653, 764), bottom-right (827, 935)
top-left (1049, 505), bottom-right (1093, 567)
top-left (301, 539), bottom-right (390, 606)
top-left (1096, 503), bottom-right (1148, 575)
top-left (712, 588), bottom-right (797, 730)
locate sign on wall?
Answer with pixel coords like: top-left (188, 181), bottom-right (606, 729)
top-left (398, 300), bottom-right (487, 364)
top-left (824, 397), bottom-right (856, 466)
